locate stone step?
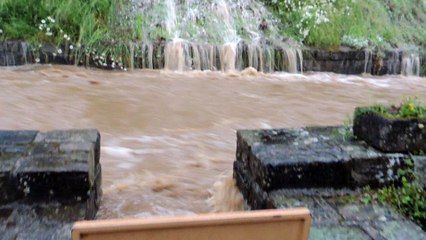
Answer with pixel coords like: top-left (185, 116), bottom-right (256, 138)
top-left (235, 126), bottom-right (408, 196)
top-left (0, 129), bottom-right (101, 218)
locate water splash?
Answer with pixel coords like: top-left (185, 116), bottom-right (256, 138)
top-left (207, 174), bottom-right (247, 212)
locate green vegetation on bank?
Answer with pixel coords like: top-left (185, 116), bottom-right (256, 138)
top-left (362, 159), bottom-right (425, 230)
top-left (354, 97), bottom-right (426, 119)
top-left (263, 0), bottom-right (426, 52)
top-left (1, 0), bottom-right (425, 69)
top-left (0, 0), bottom-right (137, 68)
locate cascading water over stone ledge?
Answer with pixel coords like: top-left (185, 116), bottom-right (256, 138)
top-left (0, 0), bottom-right (424, 76)
top-left (135, 0), bottom-right (303, 72)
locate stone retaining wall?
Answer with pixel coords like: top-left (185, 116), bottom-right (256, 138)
top-left (233, 126), bottom-right (426, 238)
top-left (234, 126), bottom-right (412, 209)
top-left (302, 47), bottom-right (417, 75)
top-left (0, 129), bottom-right (102, 239)
top-left (1, 41), bottom-right (424, 76)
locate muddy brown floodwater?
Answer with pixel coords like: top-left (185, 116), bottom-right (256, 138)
top-left (1, 65), bottom-right (425, 218)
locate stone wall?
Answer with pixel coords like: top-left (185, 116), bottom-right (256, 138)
top-left (233, 126), bottom-right (426, 238)
top-left (233, 126), bottom-right (418, 209)
top-left (1, 41), bottom-right (424, 76)
top-left (0, 129), bottom-right (102, 239)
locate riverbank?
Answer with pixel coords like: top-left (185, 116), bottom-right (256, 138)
top-left (1, 1), bottom-right (425, 75)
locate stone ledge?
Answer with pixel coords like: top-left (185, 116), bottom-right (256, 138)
top-left (0, 129), bottom-right (101, 219)
top-left (0, 129), bottom-right (102, 239)
top-left (270, 194), bottom-right (425, 239)
top-left (353, 110), bottom-right (426, 153)
top-left (233, 125), bottom-right (426, 238)
top-left (1, 41), bottom-right (424, 76)
top-left (235, 126), bottom-right (408, 195)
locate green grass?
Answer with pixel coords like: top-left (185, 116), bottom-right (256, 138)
top-left (354, 97), bottom-right (426, 119)
top-left (1, 0), bottom-right (425, 68)
top-left (263, 0), bottom-right (426, 51)
top-left (0, 0), bottom-right (136, 68)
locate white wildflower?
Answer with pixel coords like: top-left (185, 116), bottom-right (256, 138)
top-left (57, 49), bottom-right (62, 54)
top-left (124, 68), bottom-right (127, 71)
top-left (70, 45), bottom-right (74, 50)
top-left (41, 19), bottom-right (46, 24)
top-left (46, 27), bottom-right (50, 32)
top-left (60, 29), bottom-right (63, 33)
top-left (35, 58), bottom-right (40, 63)
top-left (0, 29), bottom-right (2, 34)
top-left (111, 62), bottom-right (116, 68)
top-left (67, 36), bottom-right (71, 41)
top-left (46, 32), bottom-right (53, 36)
top-left (64, 34), bottom-right (68, 39)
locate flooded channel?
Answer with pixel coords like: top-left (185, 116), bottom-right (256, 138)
top-left (1, 65), bottom-right (425, 218)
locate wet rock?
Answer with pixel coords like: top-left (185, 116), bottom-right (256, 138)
top-left (309, 226), bottom-right (372, 240)
top-left (85, 164), bottom-right (102, 219)
top-left (234, 126), bottom-right (412, 209)
top-left (413, 156), bottom-right (426, 189)
top-left (270, 194), bottom-right (341, 225)
top-left (0, 41), bottom-right (29, 66)
top-left (0, 128), bottom-right (102, 230)
top-left (337, 204), bottom-right (402, 222)
top-left (353, 109), bottom-right (426, 153)
top-left (34, 129), bottom-right (101, 165)
top-left (0, 130), bottom-right (38, 145)
top-left (0, 157), bottom-right (21, 203)
top-left (235, 126), bottom-right (406, 193)
top-left (302, 48), bottom-right (367, 74)
top-left (14, 153), bottom-right (92, 201)
top-left (372, 220), bottom-right (425, 240)
top-left (0, 204), bottom-right (80, 240)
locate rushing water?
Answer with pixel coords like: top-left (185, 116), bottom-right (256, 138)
top-left (0, 65), bottom-right (425, 218)
top-left (132, 0), bottom-right (303, 72)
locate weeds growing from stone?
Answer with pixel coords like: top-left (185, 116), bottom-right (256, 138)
top-left (361, 159), bottom-right (425, 230)
top-left (354, 97), bottom-right (426, 120)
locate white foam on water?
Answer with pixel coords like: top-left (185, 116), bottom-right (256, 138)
top-left (207, 174), bottom-right (247, 212)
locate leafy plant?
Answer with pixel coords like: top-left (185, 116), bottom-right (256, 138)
top-left (362, 159), bottom-right (426, 229)
top-left (355, 97), bottom-right (426, 119)
top-left (0, 0), bottom-right (142, 69)
top-left (398, 97), bottom-right (426, 118)
top-left (262, 0), bottom-right (426, 52)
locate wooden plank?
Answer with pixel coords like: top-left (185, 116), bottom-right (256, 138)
top-left (72, 208), bottom-right (311, 240)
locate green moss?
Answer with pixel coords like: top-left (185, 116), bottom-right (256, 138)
top-left (334, 195), bottom-right (358, 205)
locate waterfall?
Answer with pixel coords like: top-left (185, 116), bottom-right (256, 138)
top-left (133, 0), bottom-right (302, 73)
top-left (363, 49), bottom-right (372, 74)
top-left (401, 53), bottom-right (420, 76)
